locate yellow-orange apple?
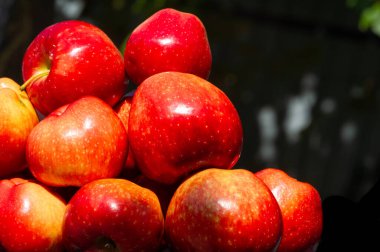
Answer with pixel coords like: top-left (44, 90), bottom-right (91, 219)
top-left (26, 96), bottom-right (127, 187)
top-left (0, 78), bottom-right (39, 178)
top-left (0, 178), bottom-right (66, 251)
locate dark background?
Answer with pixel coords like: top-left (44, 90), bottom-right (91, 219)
top-left (1, 0), bottom-right (380, 250)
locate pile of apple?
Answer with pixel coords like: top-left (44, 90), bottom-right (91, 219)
top-left (0, 8), bottom-right (323, 252)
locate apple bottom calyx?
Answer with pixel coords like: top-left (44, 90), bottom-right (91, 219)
top-left (91, 236), bottom-right (118, 252)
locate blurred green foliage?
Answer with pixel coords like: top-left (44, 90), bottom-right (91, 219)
top-left (347, 0), bottom-right (380, 35)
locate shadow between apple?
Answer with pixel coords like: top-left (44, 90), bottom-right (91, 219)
top-left (318, 178), bottom-right (380, 251)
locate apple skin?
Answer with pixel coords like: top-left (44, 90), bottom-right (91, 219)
top-left (165, 168), bottom-right (283, 252)
top-left (22, 20), bottom-right (127, 115)
top-left (133, 175), bottom-right (179, 250)
top-left (256, 168), bottom-right (323, 252)
top-left (114, 95), bottom-right (138, 175)
top-left (62, 178), bottom-right (164, 252)
top-left (0, 78), bottom-right (39, 177)
top-left (129, 72), bottom-right (243, 184)
top-left (0, 178), bottom-right (66, 252)
top-left (26, 96), bottom-right (128, 187)
top-left (124, 8), bottom-right (212, 85)
top-left (134, 175), bottom-right (179, 216)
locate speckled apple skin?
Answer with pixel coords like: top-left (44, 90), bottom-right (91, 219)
top-left (22, 20), bottom-right (127, 116)
top-left (165, 168), bottom-right (283, 252)
top-left (26, 96), bottom-right (127, 187)
top-left (115, 96), bottom-right (137, 173)
top-left (62, 178), bottom-right (164, 252)
top-left (124, 8), bottom-right (212, 85)
top-left (256, 168), bottom-right (323, 252)
top-left (135, 175), bottom-right (179, 216)
top-left (0, 78), bottom-right (39, 177)
top-left (129, 72), bottom-right (243, 184)
top-left (0, 178), bottom-right (66, 252)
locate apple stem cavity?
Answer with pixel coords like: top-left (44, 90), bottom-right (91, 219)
top-left (20, 69), bottom-right (50, 91)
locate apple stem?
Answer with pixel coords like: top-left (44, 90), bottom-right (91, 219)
top-left (20, 69), bottom-right (50, 91)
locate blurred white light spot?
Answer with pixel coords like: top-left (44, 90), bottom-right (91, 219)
top-left (284, 93), bottom-right (316, 143)
top-left (284, 73), bottom-right (318, 143)
top-left (320, 98), bottom-right (336, 114)
top-left (301, 72), bottom-right (318, 90)
top-left (55, 0), bottom-right (85, 19)
top-left (258, 106), bottom-right (278, 161)
top-left (340, 121), bottom-right (357, 144)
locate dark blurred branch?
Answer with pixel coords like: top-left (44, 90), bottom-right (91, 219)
top-left (205, 1), bottom-right (380, 42)
top-left (0, 0), bottom-right (15, 45)
top-left (0, 0), bottom-right (32, 79)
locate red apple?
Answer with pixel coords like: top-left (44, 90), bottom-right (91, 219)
top-left (133, 175), bottom-right (185, 251)
top-left (165, 168), bottom-right (283, 252)
top-left (134, 175), bottom-right (179, 216)
top-left (0, 178), bottom-right (66, 252)
top-left (62, 178), bottom-right (164, 252)
top-left (256, 168), bottom-right (323, 252)
top-left (129, 71), bottom-right (243, 184)
top-left (26, 96), bottom-right (127, 187)
top-left (21, 20), bottom-right (127, 115)
top-left (124, 8), bottom-right (212, 85)
top-left (0, 78), bottom-right (39, 178)
top-left (114, 94), bottom-right (138, 176)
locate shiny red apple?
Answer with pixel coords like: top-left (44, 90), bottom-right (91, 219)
top-left (62, 178), bottom-right (164, 252)
top-left (256, 168), bottom-right (323, 252)
top-left (129, 71), bottom-right (243, 184)
top-left (0, 78), bottom-right (39, 178)
top-left (26, 96), bottom-right (127, 187)
top-left (0, 178), bottom-right (66, 252)
top-left (21, 20), bottom-right (127, 115)
top-left (165, 168), bottom-right (283, 251)
top-left (124, 8), bottom-right (212, 85)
